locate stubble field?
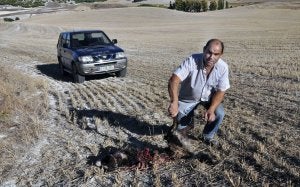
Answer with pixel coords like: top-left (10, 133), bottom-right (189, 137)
top-left (0, 0), bottom-right (299, 186)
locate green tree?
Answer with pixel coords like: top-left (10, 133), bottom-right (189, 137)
top-left (201, 0), bottom-right (208, 12)
top-left (217, 0), bottom-right (224, 10)
top-left (193, 0), bottom-right (201, 12)
top-left (175, 0), bottom-right (185, 11)
top-left (186, 0), bottom-right (201, 12)
top-left (174, 0), bottom-right (209, 12)
top-left (209, 0), bottom-right (217, 11)
top-left (33, 0), bottom-right (44, 7)
top-left (184, 0), bottom-right (191, 12)
top-left (0, 0), bottom-right (44, 7)
top-left (169, 1), bottom-right (175, 9)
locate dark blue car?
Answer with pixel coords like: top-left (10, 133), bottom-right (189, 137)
top-left (57, 30), bottom-right (127, 83)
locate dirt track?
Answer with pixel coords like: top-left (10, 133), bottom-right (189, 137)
top-left (0, 1), bottom-right (299, 186)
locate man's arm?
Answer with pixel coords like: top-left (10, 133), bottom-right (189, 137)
top-left (205, 90), bottom-right (225, 122)
top-left (168, 74), bottom-right (181, 117)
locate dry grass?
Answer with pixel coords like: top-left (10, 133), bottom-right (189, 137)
top-left (0, 0), bottom-right (299, 186)
top-left (0, 65), bottom-right (48, 184)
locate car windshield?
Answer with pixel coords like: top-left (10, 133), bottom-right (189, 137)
top-left (71, 31), bottom-right (111, 48)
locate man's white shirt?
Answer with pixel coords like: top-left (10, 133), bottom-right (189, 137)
top-left (174, 53), bottom-right (230, 102)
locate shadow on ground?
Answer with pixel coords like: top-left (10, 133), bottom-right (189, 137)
top-left (75, 109), bottom-right (170, 136)
top-left (36, 64), bottom-right (114, 82)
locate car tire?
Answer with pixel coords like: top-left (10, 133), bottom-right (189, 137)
top-left (72, 63), bottom-right (85, 83)
top-left (116, 68), bottom-right (127, 77)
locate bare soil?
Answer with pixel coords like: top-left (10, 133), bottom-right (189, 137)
top-left (0, 0), bottom-right (299, 186)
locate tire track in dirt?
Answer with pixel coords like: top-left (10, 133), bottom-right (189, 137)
top-left (81, 82), bottom-right (105, 109)
top-left (89, 80), bottom-right (122, 111)
top-left (88, 79), bottom-right (152, 114)
top-left (74, 84), bottom-right (95, 109)
top-left (92, 80), bottom-right (136, 114)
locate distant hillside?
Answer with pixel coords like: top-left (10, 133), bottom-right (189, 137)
top-left (0, 0), bottom-right (106, 8)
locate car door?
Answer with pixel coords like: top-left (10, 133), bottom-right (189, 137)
top-left (60, 33), bottom-right (74, 71)
top-left (57, 33), bottom-right (65, 64)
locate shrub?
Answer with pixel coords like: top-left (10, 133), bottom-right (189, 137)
top-left (74, 0), bottom-right (107, 2)
top-left (209, 0), bottom-right (217, 11)
top-left (201, 0), bottom-right (208, 11)
top-left (175, 0), bottom-right (185, 11)
top-left (169, 1), bottom-right (175, 9)
top-left (175, 0), bottom-right (203, 12)
top-left (0, 0), bottom-right (44, 8)
top-left (193, 0), bottom-right (201, 12)
top-left (138, 4), bottom-right (167, 8)
top-left (225, 1), bottom-right (229, 8)
top-left (175, 0), bottom-right (227, 12)
top-left (3, 18), bottom-right (14, 22)
top-left (217, 0), bottom-right (224, 10)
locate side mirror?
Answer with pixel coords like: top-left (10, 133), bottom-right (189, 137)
top-left (112, 39), bottom-right (118, 44)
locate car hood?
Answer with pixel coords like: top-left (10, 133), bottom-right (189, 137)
top-left (74, 45), bottom-right (124, 56)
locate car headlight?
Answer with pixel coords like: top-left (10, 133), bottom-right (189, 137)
top-left (78, 56), bottom-right (94, 63)
top-left (115, 52), bottom-right (125, 59)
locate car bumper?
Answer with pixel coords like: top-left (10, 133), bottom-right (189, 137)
top-left (78, 58), bottom-right (127, 75)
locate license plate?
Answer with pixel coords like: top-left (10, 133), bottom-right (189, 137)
top-left (99, 65), bottom-right (114, 71)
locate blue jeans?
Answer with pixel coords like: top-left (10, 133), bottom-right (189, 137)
top-left (176, 100), bottom-right (225, 140)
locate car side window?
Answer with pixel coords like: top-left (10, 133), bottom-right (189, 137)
top-left (65, 33), bottom-right (70, 48)
top-left (66, 34), bottom-right (70, 48)
top-left (61, 33), bottom-right (71, 48)
top-left (61, 33), bottom-right (66, 47)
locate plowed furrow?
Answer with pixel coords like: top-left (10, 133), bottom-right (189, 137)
top-left (90, 80), bottom-right (149, 113)
top-left (78, 84), bottom-right (102, 109)
top-left (95, 83), bottom-right (132, 114)
top-left (81, 81), bottom-right (107, 108)
top-left (227, 92), bottom-right (298, 126)
top-left (92, 82), bottom-right (123, 111)
top-left (68, 86), bottom-right (87, 109)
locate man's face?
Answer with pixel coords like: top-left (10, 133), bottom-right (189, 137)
top-left (203, 43), bottom-right (223, 67)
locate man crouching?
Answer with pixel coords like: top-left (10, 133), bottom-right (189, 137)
top-left (168, 39), bottom-right (230, 146)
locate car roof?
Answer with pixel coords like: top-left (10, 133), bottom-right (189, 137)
top-left (60, 30), bottom-right (104, 34)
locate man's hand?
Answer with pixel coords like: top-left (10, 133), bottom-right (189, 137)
top-left (204, 109), bottom-right (216, 122)
top-left (204, 90), bottom-right (225, 123)
top-left (168, 102), bottom-right (178, 118)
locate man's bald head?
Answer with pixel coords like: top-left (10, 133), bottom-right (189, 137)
top-left (204, 39), bottom-right (224, 54)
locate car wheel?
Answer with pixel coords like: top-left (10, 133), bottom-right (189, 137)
top-left (72, 63), bottom-right (85, 83)
top-left (116, 68), bottom-right (127, 77)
